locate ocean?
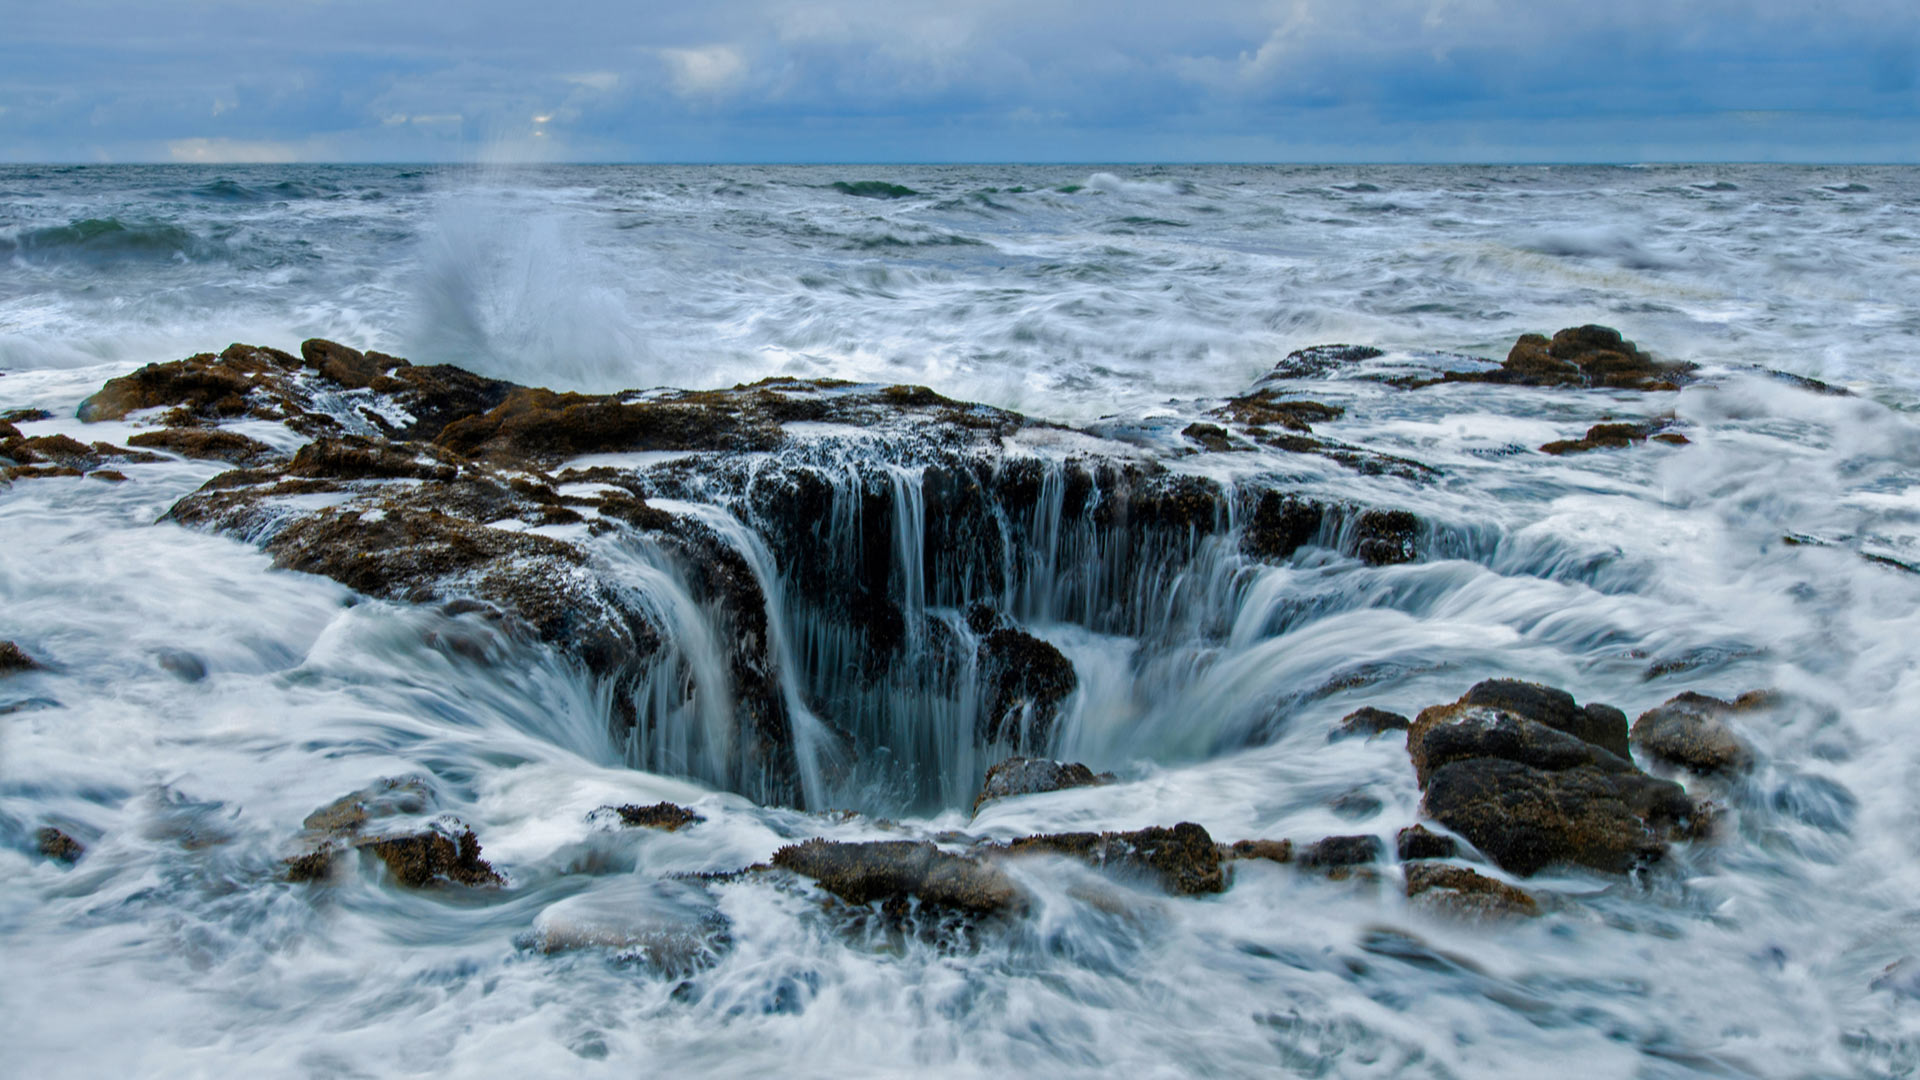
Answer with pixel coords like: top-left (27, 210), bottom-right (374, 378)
top-left (3, 163), bottom-right (1920, 1077)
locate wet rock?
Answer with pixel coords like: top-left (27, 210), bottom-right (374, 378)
top-left (1181, 422), bottom-right (1243, 452)
top-left (1297, 834), bottom-right (1384, 870)
top-left (1631, 691), bottom-right (1759, 775)
top-left (1332, 706), bottom-right (1410, 741)
top-left (1396, 824), bottom-right (1457, 861)
top-left (88, 469), bottom-right (127, 482)
top-left (300, 776), bottom-right (435, 836)
top-left (0, 641), bottom-right (41, 674)
top-left (1405, 681), bottom-right (1704, 876)
top-left (1422, 757), bottom-right (1698, 877)
top-left (1354, 509), bottom-right (1418, 566)
top-left (605, 802), bottom-right (705, 831)
top-left (1455, 678), bottom-right (1631, 758)
top-left (1269, 344), bottom-right (1384, 380)
top-left (77, 344), bottom-right (301, 422)
top-left (301, 338), bottom-right (407, 391)
top-left (1, 408), bottom-right (52, 424)
top-left (367, 827), bottom-right (504, 888)
top-left (1223, 838), bottom-right (1293, 864)
top-left (36, 827), bottom-right (84, 864)
top-left (976, 629), bottom-right (1078, 750)
top-left (771, 839), bottom-right (1021, 915)
top-left (1407, 326), bottom-right (1693, 392)
top-left (283, 849), bottom-right (336, 883)
top-left (972, 757), bottom-right (1108, 815)
top-left (1213, 389), bottom-right (1345, 433)
top-left (127, 427), bottom-right (278, 464)
top-left (1242, 491), bottom-right (1324, 560)
top-left (1404, 863), bottom-right (1538, 920)
top-left (1540, 418), bottom-right (1688, 455)
top-left (995, 822), bottom-right (1225, 895)
top-left (1329, 789), bottom-right (1383, 820)
top-left (435, 386), bottom-right (786, 466)
top-left (1409, 703), bottom-right (1636, 788)
top-left (156, 649), bottom-right (207, 682)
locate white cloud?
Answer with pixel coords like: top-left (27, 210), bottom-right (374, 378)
top-left (660, 44), bottom-right (747, 97)
top-left (566, 71), bottom-right (620, 92)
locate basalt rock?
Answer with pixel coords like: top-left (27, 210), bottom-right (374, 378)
top-left (1404, 863), bottom-right (1539, 920)
top-left (972, 757), bottom-right (1109, 815)
top-left (1421, 758), bottom-right (1699, 877)
top-left (994, 822), bottom-right (1226, 895)
top-left (0, 641), bottom-right (40, 674)
top-left (771, 839), bottom-right (1021, 915)
top-left (976, 632), bottom-right (1079, 750)
top-left (1399, 681), bottom-right (1705, 876)
top-left (1631, 691), bottom-right (1761, 776)
top-left (1453, 678), bottom-right (1631, 759)
top-left (80, 343), bottom-right (1435, 811)
top-left (1407, 326), bottom-right (1693, 392)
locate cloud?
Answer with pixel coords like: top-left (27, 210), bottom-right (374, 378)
top-left (166, 136), bottom-right (306, 163)
top-left (0, 1), bottom-right (1915, 161)
top-left (660, 45), bottom-right (748, 98)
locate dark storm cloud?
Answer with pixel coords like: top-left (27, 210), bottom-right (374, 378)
top-left (0, 0), bottom-right (1914, 161)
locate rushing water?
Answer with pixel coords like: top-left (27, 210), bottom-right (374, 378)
top-left (5, 165), bottom-right (1920, 1077)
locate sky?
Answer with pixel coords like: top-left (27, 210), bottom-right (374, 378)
top-left (1, 0), bottom-right (1916, 163)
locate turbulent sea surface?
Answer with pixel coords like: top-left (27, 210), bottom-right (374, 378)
top-left (4, 164), bottom-right (1920, 1077)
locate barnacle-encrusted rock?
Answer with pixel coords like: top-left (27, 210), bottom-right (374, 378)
top-left (1396, 824), bottom-right (1456, 861)
top-left (1297, 834), bottom-right (1384, 870)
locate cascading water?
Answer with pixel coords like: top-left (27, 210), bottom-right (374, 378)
top-left (7, 164), bottom-right (1920, 1078)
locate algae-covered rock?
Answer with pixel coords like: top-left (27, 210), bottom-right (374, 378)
top-left (1223, 838), bottom-right (1293, 864)
top-left (367, 827), bottom-right (504, 888)
top-left (1407, 326), bottom-right (1692, 392)
top-left (976, 630), bottom-right (1078, 750)
top-left (1298, 834), bottom-right (1384, 870)
top-left (126, 427), bottom-right (278, 464)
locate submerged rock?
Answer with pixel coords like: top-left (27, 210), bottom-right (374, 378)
top-left (995, 822), bottom-right (1226, 895)
top-left (971, 757), bottom-right (1108, 815)
top-left (36, 827), bottom-right (84, 864)
top-left (1631, 691), bottom-right (1761, 776)
top-left (1404, 863), bottom-right (1539, 920)
top-left (524, 880), bottom-right (730, 974)
top-left (771, 839), bottom-right (1021, 915)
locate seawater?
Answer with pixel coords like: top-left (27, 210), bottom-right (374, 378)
top-left (3, 165), bottom-right (1920, 1077)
